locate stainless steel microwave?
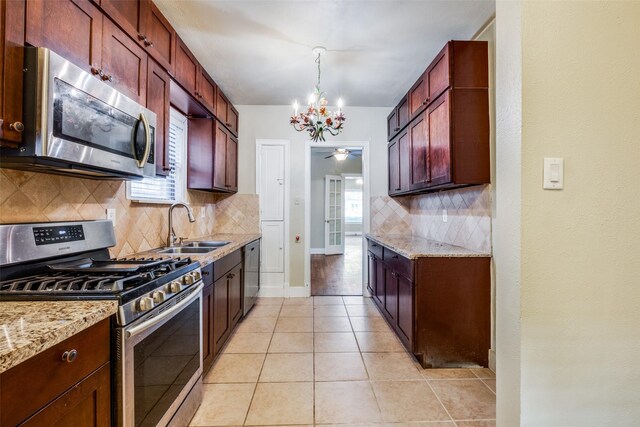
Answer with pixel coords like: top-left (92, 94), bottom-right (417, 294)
top-left (0, 47), bottom-right (156, 180)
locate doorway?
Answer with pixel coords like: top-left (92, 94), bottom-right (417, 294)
top-left (306, 145), bottom-right (368, 296)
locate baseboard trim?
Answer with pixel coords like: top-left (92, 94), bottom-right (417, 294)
top-left (287, 286), bottom-right (311, 298)
top-left (310, 248), bottom-right (325, 255)
top-left (258, 286), bottom-right (284, 297)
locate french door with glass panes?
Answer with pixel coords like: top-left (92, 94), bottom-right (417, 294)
top-left (324, 175), bottom-right (344, 255)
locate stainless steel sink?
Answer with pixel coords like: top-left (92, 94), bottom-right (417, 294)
top-left (181, 241), bottom-right (231, 248)
top-left (156, 247), bottom-right (217, 254)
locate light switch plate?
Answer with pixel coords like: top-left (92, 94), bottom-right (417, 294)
top-left (543, 157), bottom-right (564, 190)
top-left (106, 208), bottom-right (117, 226)
top-left (442, 209), bottom-right (448, 222)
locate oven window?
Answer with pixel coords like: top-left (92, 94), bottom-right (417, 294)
top-left (53, 78), bottom-right (138, 158)
top-left (133, 298), bottom-right (200, 427)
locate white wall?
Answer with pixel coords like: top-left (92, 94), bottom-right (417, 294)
top-left (496, 1), bottom-right (640, 425)
top-left (236, 105), bottom-right (388, 286)
top-left (309, 151), bottom-right (362, 249)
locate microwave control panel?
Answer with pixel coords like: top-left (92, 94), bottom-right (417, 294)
top-left (33, 225), bottom-right (85, 245)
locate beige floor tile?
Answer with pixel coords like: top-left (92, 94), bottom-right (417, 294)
top-left (236, 316), bottom-right (278, 333)
top-left (274, 316), bottom-right (314, 333)
top-left (371, 381), bottom-right (450, 423)
top-left (362, 352), bottom-right (423, 380)
top-left (346, 304), bottom-right (383, 317)
top-left (256, 297), bottom-right (284, 306)
top-left (279, 305), bottom-right (314, 317)
top-left (342, 296), bottom-right (374, 305)
top-left (259, 353), bottom-right (314, 382)
top-left (455, 421), bottom-right (496, 427)
top-left (223, 332), bottom-right (272, 354)
top-left (245, 382), bottom-right (314, 425)
top-left (314, 295), bottom-right (345, 305)
top-left (314, 304), bottom-right (348, 317)
top-left (383, 423), bottom-right (456, 426)
top-left (422, 369), bottom-right (478, 380)
top-left (482, 378), bottom-right (496, 393)
top-left (472, 368), bottom-right (496, 379)
top-left (350, 316), bottom-right (392, 332)
top-left (204, 353), bottom-right (265, 383)
top-left (315, 352), bottom-right (368, 381)
top-left (283, 297), bottom-right (314, 306)
top-left (315, 381), bottom-right (382, 424)
top-left (248, 304), bottom-right (282, 318)
top-left (189, 383), bottom-right (255, 426)
top-left (268, 332), bottom-right (314, 353)
top-left (315, 332), bottom-right (359, 352)
top-left (314, 316), bottom-right (353, 332)
top-left (428, 379), bottom-right (496, 420)
top-left (355, 331), bottom-right (405, 352)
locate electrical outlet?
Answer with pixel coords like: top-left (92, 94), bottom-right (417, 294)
top-left (200, 208), bottom-right (206, 218)
top-left (442, 209), bottom-right (448, 222)
top-left (106, 208), bottom-right (117, 227)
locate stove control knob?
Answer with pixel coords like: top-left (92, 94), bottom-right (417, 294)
top-left (184, 273), bottom-right (195, 285)
top-left (152, 290), bottom-right (166, 303)
top-left (167, 280), bottom-right (183, 293)
top-left (192, 270), bottom-right (202, 282)
top-left (138, 296), bottom-right (155, 312)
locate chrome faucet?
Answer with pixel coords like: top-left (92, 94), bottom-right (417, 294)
top-left (167, 203), bottom-right (196, 246)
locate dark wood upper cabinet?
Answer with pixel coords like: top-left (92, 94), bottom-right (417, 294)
top-left (0, 0), bottom-right (25, 146)
top-left (213, 120), bottom-right (228, 190)
top-left (387, 94), bottom-right (408, 141)
top-left (101, 18), bottom-right (147, 103)
top-left (140, 0), bottom-right (176, 72)
top-left (99, 0), bottom-right (143, 42)
top-left (174, 37), bottom-right (198, 96)
top-left (25, 0), bottom-right (103, 75)
top-left (197, 68), bottom-right (217, 114)
top-left (147, 58), bottom-right (170, 176)
top-left (388, 128), bottom-right (411, 196)
top-left (386, 107), bottom-right (398, 141)
top-left (187, 117), bottom-right (214, 190)
top-left (409, 110), bottom-right (429, 190)
top-left (427, 90), bottom-right (452, 186)
top-left (388, 137), bottom-right (400, 194)
top-left (227, 104), bottom-right (239, 136)
top-left (216, 89), bottom-right (229, 123)
top-left (408, 70), bottom-right (429, 119)
top-left (226, 135), bottom-right (238, 192)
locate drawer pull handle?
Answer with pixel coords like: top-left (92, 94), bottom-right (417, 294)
top-left (62, 349), bottom-right (78, 363)
top-left (392, 255), bottom-right (399, 259)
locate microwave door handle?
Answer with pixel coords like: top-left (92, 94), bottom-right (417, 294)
top-left (126, 282), bottom-right (203, 338)
top-left (135, 112), bottom-right (152, 168)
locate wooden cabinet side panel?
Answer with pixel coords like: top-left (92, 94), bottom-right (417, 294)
top-left (414, 257), bottom-right (491, 368)
top-left (0, 0), bottom-right (25, 145)
top-left (187, 118), bottom-right (214, 190)
top-left (451, 40), bottom-right (489, 89)
top-left (451, 89), bottom-right (490, 185)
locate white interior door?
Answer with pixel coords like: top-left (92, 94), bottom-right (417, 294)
top-left (324, 175), bottom-right (344, 255)
top-left (261, 221), bottom-right (284, 273)
top-left (260, 145), bottom-right (284, 221)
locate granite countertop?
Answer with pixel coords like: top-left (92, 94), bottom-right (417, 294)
top-left (134, 233), bottom-right (262, 266)
top-left (366, 233), bottom-right (491, 259)
top-left (0, 300), bottom-right (118, 374)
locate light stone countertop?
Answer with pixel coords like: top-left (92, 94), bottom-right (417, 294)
top-left (0, 300), bottom-right (118, 374)
top-left (133, 233), bottom-right (262, 266)
top-left (366, 233), bottom-right (491, 259)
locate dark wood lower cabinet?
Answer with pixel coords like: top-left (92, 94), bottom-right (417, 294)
top-left (212, 272), bottom-right (230, 353)
top-left (202, 280), bottom-right (214, 372)
top-left (367, 238), bottom-right (490, 368)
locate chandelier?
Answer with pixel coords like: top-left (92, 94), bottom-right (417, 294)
top-left (290, 47), bottom-right (345, 142)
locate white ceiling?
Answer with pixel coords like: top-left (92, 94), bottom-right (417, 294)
top-left (155, 1), bottom-right (495, 107)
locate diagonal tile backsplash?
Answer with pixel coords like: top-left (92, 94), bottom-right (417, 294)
top-left (370, 185), bottom-right (492, 254)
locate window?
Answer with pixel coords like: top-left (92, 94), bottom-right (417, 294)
top-left (127, 108), bottom-right (187, 204)
top-left (344, 176), bottom-right (363, 224)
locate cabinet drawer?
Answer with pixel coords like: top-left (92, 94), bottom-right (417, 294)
top-left (213, 249), bottom-right (242, 282)
top-left (383, 248), bottom-right (414, 280)
top-left (367, 239), bottom-right (383, 259)
top-left (1, 318), bottom-right (110, 426)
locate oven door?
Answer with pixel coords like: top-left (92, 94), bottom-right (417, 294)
top-left (117, 283), bottom-right (203, 427)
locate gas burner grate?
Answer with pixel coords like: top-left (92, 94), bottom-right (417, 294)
top-left (0, 271), bottom-right (153, 293)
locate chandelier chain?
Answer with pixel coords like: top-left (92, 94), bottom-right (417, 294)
top-left (316, 52), bottom-right (321, 89)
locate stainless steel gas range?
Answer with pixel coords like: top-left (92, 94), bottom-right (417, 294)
top-left (0, 220), bottom-right (204, 427)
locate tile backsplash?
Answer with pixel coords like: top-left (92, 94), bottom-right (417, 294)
top-left (0, 169), bottom-right (259, 258)
top-left (370, 185), bottom-right (492, 254)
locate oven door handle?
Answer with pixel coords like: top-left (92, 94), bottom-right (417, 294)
top-left (126, 282), bottom-right (203, 338)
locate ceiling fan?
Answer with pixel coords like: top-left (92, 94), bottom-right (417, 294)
top-left (324, 148), bottom-right (361, 161)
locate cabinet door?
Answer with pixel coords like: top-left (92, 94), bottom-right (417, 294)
top-left (213, 275), bottom-right (229, 352)
top-left (397, 95), bottom-right (409, 131)
top-left (227, 104), bottom-right (239, 137)
top-left (408, 70), bottom-right (429, 119)
top-left (386, 107), bottom-right (398, 140)
top-left (367, 253), bottom-right (376, 296)
top-left (187, 118), bottom-right (214, 190)
top-left (428, 44), bottom-right (451, 103)
top-left (20, 362), bottom-right (111, 427)
top-left (140, 0), bottom-right (176, 72)
top-left (384, 268), bottom-right (398, 322)
top-left (197, 69), bottom-right (216, 114)
top-left (216, 90), bottom-right (229, 124)
top-left (25, 0), bottom-right (102, 74)
top-left (375, 258), bottom-right (385, 307)
top-left (202, 283), bottom-right (214, 372)
top-left (409, 110), bottom-right (429, 190)
top-left (226, 136), bottom-right (238, 192)
top-left (0, 0), bottom-right (25, 146)
top-left (388, 138), bottom-right (400, 194)
top-left (396, 275), bottom-right (413, 348)
top-left (427, 91), bottom-right (452, 186)
top-left (147, 59), bottom-right (170, 176)
top-left (399, 129), bottom-right (411, 192)
top-left (228, 264), bottom-right (243, 326)
top-left (99, 0), bottom-right (143, 43)
top-left (101, 18), bottom-right (147, 104)
top-left (174, 38), bottom-right (198, 96)
top-left (213, 120), bottom-right (228, 190)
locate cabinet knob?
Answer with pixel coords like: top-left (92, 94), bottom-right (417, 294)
top-left (138, 34), bottom-right (146, 41)
top-left (101, 74), bottom-right (113, 82)
top-left (422, 97), bottom-right (430, 106)
top-left (9, 122), bottom-right (24, 133)
top-left (395, 187), bottom-right (401, 191)
top-left (145, 39), bottom-right (153, 47)
top-left (393, 127), bottom-right (400, 132)
top-left (91, 67), bottom-right (101, 76)
top-left (62, 349), bottom-right (78, 363)
top-left (392, 255), bottom-right (399, 259)
top-left (226, 122), bottom-right (232, 127)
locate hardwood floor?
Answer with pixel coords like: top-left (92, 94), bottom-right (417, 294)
top-left (311, 236), bottom-right (363, 296)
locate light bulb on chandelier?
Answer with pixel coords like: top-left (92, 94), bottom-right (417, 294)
top-left (290, 46), bottom-right (346, 142)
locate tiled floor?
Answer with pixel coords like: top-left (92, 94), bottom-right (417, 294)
top-left (190, 296), bottom-right (496, 427)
